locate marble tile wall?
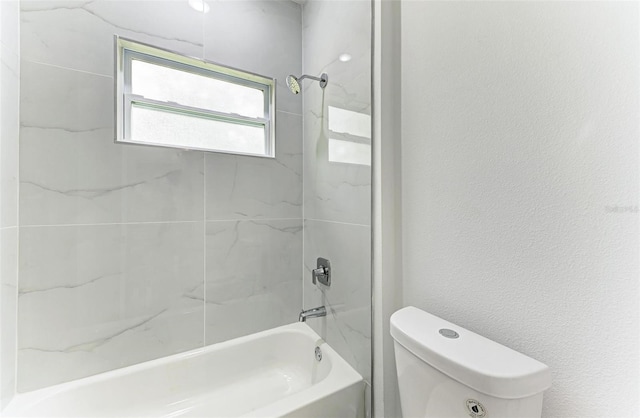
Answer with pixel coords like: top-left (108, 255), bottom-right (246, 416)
top-left (303, 220), bottom-right (371, 378)
top-left (205, 219), bottom-right (302, 344)
top-left (301, 0), bottom-right (372, 391)
top-left (18, 0), bottom-right (303, 392)
top-left (0, 0), bottom-right (20, 409)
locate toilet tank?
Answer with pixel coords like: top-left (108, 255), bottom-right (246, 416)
top-left (390, 307), bottom-right (551, 418)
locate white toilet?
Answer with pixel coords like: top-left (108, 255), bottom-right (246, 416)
top-left (391, 306), bottom-right (551, 418)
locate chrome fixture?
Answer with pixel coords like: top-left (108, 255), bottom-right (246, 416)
top-left (311, 257), bottom-right (331, 286)
top-left (299, 306), bottom-right (327, 322)
top-left (286, 73), bottom-right (328, 94)
top-left (315, 346), bottom-right (323, 362)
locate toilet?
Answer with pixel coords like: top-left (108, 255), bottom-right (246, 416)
top-left (391, 306), bottom-right (551, 418)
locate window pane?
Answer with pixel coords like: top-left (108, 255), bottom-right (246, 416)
top-left (131, 105), bottom-right (265, 155)
top-left (131, 60), bottom-right (265, 119)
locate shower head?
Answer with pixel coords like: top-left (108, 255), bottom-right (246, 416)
top-left (286, 75), bottom-right (301, 94)
top-left (286, 73), bottom-right (328, 94)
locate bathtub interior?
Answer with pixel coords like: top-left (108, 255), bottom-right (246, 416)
top-left (4, 323), bottom-right (363, 418)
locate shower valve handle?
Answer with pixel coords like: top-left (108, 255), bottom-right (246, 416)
top-left (311, 258), bottom-right (331, 287)
top-left (312, 267), bottom-right (328, 283)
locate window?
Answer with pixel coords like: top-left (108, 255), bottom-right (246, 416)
top-left (115, 37), bottom-right (275, 157)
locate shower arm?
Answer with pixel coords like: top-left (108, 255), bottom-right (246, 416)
top-left (297, 74), bottom-right (324, 83)
top-left (298, 73), bottom-right (327, 83)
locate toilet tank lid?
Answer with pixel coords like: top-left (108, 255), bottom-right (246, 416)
top-left (390, 306), bottom-right (551, 399)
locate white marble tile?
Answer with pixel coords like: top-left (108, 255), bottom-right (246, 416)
top-left (17, 222), bottom-right (205, 391)
top-left (20, 60), bottom-right (112, 133)
top-left (303, 0), bottom-right (371, 103)
top-left (1, 1), bottom-right (20, 57)
top-left (203, 0), bottom-right (302, 116)
top-left (18, 296), bottom-right (204, 392)
top-left (1, 227), bottom-right (17, 409)
top-left (303, 93), bottom-right (371, 225)
top-left (0, 42), bottom-right (19, 76)
top-left (302, 0), bottom-right (371, 225)
top-left (20, 61), bottom-right (205, 225)
top-left (205, 219), bottom-right (302, 344)
top-left (303, 219), bottom-right (371, 382)
top-left (205, 111), bottom-right (302, 221)
top-left (21, 0), bottom-right (204, 77)
top-left (1, 49), bottom-right (19, 228)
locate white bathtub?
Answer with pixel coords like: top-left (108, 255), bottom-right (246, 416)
top-left (3, 323), bottom-right (365, 417)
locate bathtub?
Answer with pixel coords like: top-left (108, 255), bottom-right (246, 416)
top-left (3, 322), bottom-right (365, 417)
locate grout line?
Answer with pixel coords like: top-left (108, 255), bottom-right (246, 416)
top-left (205, 218), bottom-right (303, 223)
top-left (22, 59), bottom-right (113, 79)
top-left (304, 218), bottom-right (370, 228)
top-left (19, 220), bottom-right (204, 228)
top-left (276, 109), bottom-right (303, 117)
top-left (19, 218), bottom-right (307, 229)
top-left (202, 152), bottom-right (207, 348)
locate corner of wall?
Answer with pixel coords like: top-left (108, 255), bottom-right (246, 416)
top-left (373, 0), bottom-right (403, 416)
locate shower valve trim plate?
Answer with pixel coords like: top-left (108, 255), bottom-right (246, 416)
top-left (312, 257), bottom-right (331, 287)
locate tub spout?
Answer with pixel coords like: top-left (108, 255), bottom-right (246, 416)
top-left (299, 306), bottom-right (326, 322)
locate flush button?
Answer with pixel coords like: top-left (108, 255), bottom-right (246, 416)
top-left (439, 328), bottom-right (459, 339)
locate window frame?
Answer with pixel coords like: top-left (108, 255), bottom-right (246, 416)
top-left (115, 36), bottom-right (276, 158)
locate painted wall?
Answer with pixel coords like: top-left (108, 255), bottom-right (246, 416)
top-left (18, 0), bottom-right (303, 391)
top-left (302, 0), bottom-right (372, 402)
top-left (373, 0), bottom-right (402, 417)
top-left (0, 0), bottom-right (20, 410)
top-left (400, 2), bottom-right (638, 417)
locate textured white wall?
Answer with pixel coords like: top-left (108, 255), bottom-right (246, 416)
top-left (400, 2), bottom-right (638, 417)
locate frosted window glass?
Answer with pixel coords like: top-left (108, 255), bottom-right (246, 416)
top-left (132, 60), bottom-right (264, 119)
top-left (131, 105), bottom-right (265, 155)
top-left (329, 138), bottom-right (371, 166)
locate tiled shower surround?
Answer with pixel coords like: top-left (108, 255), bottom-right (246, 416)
top-left (302, 0), bottom-right (372, 386)
top-left (18, 0), bottom-right (303, 391)
top-left (1, 0), bottom-right (20, 408)
top-left (16, 0), bottom-right (371, 394)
